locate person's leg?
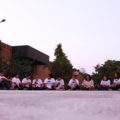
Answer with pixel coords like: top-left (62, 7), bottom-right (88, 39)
top-left (111, 85), bottom-right (118, 90)
top-left (80, 86), bottom-right (89, 90)
top-left (99, 86), bottom-right (108, 90)
top-left (4, 81), bottom-right (11, 90)
top-left (75, 85), bottom-right (80, 90)
top-left (102, 86), bottom-right (109, 90)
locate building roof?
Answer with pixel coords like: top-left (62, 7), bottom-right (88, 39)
top-left (12, 45), bottom-right (49, 65)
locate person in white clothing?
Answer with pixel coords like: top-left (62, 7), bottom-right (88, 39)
top-left (22, 74), bottom-right (31, 90)
top-left (32, 76), bottom-right (43, 90)
top-left (111, 72), bottom-right (120, 90)
top-left (81, 75), bottom-right (94, 90)
top-left (55, 75), bottom-right (64, 90)
top-left (0, 71), bottom-right (6, 82)
top-left (11, 74), bottom-right (21, 89)
top-left (68, 74), bottom-right (80, 90)
top-left (44, 74), bottom-right (55, 90)
top-left (99, 75), bottom-right (111, 90)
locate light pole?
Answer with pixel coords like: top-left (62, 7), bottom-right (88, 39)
top-left (0, 19), bottom-right (6, 23)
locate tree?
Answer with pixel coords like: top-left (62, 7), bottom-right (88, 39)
top-left (52, 43), bottom-right (73, 83)
top-left (10, 55), bottom-right (34, 79)
top-left (92, 60), bottom-right (120, 85)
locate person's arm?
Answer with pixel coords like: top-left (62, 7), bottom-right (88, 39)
top-left (76, 80), bottom-right (80, 86)
top-left (68, 80), bottom-right (72, 87)
top-left (100, 80), bottom-right (104, 86)
top-left (12, 78), bottom-right (17, 85)
top-left (56, 80), bottom-right (64, 90)
top-left (62, 80), bottom-right (65, 89)
top-left (81, 80), bottom-right (86, 87)
top-left (112, 79), bottom-right (118, 85)
top-left (32, 80), bottom-right (36, 88)
top-left (44, 79), bottom-right (48, 89)
top-left (52, 79), bottom-right (56, 88)
top-left (39, 80), bottom-right (43, 87)
top-left (118, 79), bottom-right (120, 85)
top-left (108, 80), bottom-right (111, 86)
top-left (90, 80), bottom-right (94, 88)
top-left (18, 79), bottom-right (21, 87)
top-left (3, 77), bottom-right (11, 81)
top-left (22, 79), bottom-right (26, 86)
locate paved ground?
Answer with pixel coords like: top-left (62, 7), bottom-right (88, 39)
top-left (0, 91), bottom-right (120, 120)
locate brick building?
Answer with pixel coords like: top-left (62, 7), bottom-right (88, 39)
top-left (0, 41), bottom-right (12, 65)
top-left (0, 41), bottom-right (50, 79)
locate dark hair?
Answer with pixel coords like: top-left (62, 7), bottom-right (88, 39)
top-left (114, 72), bottom-right (120, 79)
top-left (103, 75), bottom-right (109, 80)
top-left (14, 73), bottom-right (19, 77)
top-left (25, 73), bottom-right (31, 77)
top-left (5, 73), bottom-right (12, 79)
top-left (56, 74), bottom-right (62, 78)
top-left (49, 74), bottom-right (53, 78)
top-left (85, 74), bottom-right (92, 81)
top-left (0, 70), bottom-right (4, 73)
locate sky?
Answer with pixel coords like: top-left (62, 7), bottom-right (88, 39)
top-left (0, 0), bottom-right (120, 74)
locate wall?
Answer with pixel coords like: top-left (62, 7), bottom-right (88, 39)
top-left (0, 41), bottom-right (12, 65)
top-left (33, 65), bottom-right (51, 80)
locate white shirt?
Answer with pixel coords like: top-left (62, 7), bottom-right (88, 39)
top-left (0, 76), bottom-right (6, 82)
top-left (44, 78), bottom-right (55, 89)
top-left (100, 80), bottom-right (111, 86)
top-left (22, 78), bottom-right (31, 87)
top-left (12, 77), bottom-right (21, 86)
top-left (113, 79), bottom-right (120, 85)
top-left (55, 79), bottom-right (64, 86)
top-left (82, 79), bottom-right (94, 88)
top-left (0, 76), bottom-right (5, 79)
top-left (32, 79), bottom-right (43, 87)
top-left (55, 79), bottom-right (64, 89)
top-left (68, 79), bottom-right (79, 87)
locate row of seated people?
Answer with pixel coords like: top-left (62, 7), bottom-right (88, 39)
top-left (0, 71), bottom-right (120, 90)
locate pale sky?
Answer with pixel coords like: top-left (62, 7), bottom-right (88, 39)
top-left (0, 0), bottom-right (120, 74)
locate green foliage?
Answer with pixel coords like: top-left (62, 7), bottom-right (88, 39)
top-left (92, 60), bottom-right (120, 85)
top-left (11, 55), bottom-right (34, 78)
top-left (0, 41), bottom-right (33, 78)
top-left (52, 43), bottom-right (73, 83)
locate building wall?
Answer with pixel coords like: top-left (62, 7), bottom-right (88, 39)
top-left (0, 41), bottom-right (50, 79)
top-left (33, 65), bottom-right (51, 80)
top-left (0, 41), bottom-right (12, 65)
